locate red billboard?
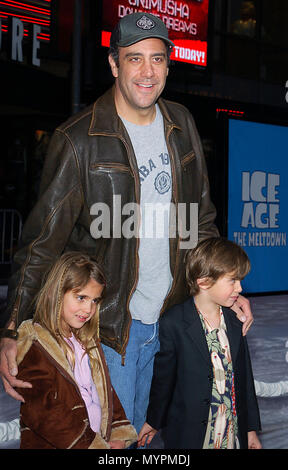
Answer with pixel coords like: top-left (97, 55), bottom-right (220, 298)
top-left (101, 0), bottom-right (210, 67)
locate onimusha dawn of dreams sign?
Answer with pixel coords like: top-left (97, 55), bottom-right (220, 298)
top-left (101, 0), bottom-right (210, 67)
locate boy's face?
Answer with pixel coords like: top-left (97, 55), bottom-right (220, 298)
top-left (204, 273), bottom-right (242, 308)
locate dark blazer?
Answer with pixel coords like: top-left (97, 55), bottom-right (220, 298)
top-left (146, 298), bottom-right (261, 449)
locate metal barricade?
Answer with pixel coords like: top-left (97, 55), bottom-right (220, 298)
top-left (0, 209), bottom-right (22, 265)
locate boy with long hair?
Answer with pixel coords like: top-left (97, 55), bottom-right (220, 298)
top-left (138, 238), bottom-right (261, 449)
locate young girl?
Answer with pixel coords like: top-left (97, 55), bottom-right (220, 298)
top-left (15, 252), bottom-right (137, 449)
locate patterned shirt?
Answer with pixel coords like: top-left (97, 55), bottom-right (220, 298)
top-left (198, 308), bottom-right (240, 449)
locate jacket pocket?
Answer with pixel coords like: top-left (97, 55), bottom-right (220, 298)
top-left (181, 151), bottom-right (196, 173)
top-left (90, 162), bottom-right (132, 175)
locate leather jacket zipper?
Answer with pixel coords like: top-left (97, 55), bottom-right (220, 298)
top-left (86, 128), bottom-right (140, 363)
top-left (159, 123), bottom-right (181, 315)
top-left (116, 133), bottom-right (141, 364)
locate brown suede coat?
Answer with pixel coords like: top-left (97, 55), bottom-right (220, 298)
top-left (16, 320), bottom-right (137, 449)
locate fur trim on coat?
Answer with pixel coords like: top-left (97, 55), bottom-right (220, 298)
top-left (16, 320), bottom-right (137, 449)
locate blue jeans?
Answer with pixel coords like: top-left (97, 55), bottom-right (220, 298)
top-left (102, 319), bottom-right (160, 434)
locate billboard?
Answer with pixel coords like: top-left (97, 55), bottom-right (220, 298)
top-left (227, 118), bottom-right (288, 294)
top-left (101, 0), bottom-right (210, 67)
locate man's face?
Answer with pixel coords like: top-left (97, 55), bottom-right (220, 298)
top-left (109, 38), bottom-right (169, 122)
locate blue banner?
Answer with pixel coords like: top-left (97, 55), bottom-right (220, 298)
top-left (227, 118), bottom-right (288, 293)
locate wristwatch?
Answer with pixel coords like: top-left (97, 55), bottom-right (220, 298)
top-left (0, 329), bottom-right (19, 340)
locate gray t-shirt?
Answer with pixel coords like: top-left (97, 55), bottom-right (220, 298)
top-left (121, 105), bottom-right (173, 324)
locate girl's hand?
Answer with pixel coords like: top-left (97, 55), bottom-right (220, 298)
top-left (248, 431), bottom-right (262, 449)
top-left (109, 439), bottom-right (126, 449)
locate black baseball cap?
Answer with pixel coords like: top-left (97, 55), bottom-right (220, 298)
top-left (110, 13), bottom-right (174, 49)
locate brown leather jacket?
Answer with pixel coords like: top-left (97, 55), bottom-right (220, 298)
top-left (16, 321), bottom-right (137, 449)
top-left (6, 86), bottom-right (218, 356)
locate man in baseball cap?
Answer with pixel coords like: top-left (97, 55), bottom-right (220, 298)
top-left (108, 13), bottom-right (174, 124)
top-left (103, 12), bottom-right (250, 442)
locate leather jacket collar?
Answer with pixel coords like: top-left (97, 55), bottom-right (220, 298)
top-left (88, 86), bottom-right (181, 136)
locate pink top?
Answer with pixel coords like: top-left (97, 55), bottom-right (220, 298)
top-left (66, 334), bottom-right (102, 433)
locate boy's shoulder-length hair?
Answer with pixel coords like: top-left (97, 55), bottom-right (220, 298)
top-left (185, 237), bottom-right (251, 296)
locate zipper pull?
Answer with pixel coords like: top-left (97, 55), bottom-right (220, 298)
top-left (121, 353), bottom-right (126, 366)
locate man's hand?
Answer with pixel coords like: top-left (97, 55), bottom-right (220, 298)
top-left (137, 422), bottom-right (157, 448)
top-left (0, 337), bottom-right (32, 402)
top-left (230, 294), bottom-right (254, 335)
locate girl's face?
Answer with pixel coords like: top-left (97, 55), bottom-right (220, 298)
top-left (61, 279), bottom-right (104, 336)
